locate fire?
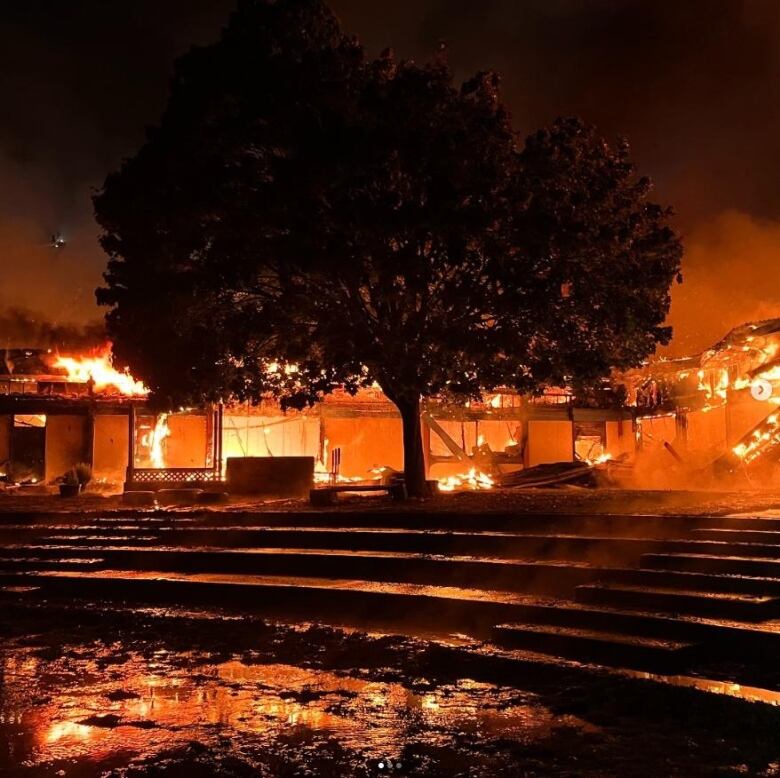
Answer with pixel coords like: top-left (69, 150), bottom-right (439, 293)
top-left (53, 344), bottom-right (148, 396)
top-left (438, 468), bottom-right (494, 492)
top-left (756, 365), bottom-right (780, 383)
top-left (697, 368), bottom-right (730, 410)
top-left (150, 414), bottom-right (171, 468)
top-left (732, 412), bottom-right (780, 464)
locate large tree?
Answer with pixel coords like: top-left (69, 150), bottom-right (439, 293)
top-left (95, 0), bottom-right (682, 496)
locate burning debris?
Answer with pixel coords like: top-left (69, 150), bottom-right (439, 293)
top-left (628, 317), bottom-right (780, 482)
top-left (438, 468), bottom-right (495, 492)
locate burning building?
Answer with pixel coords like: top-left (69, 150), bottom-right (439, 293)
top-left (627, 317), bottom-right (780, 485)
top-left (0, 346), bottom-right (220, 488)
top-left (0, 343), bottom-right (635, 493)
top-left (2, 320), bottom-right (778, 495)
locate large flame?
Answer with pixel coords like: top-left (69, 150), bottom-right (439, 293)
top-left (150, 414), bottom-right (171, 468)
top-left (53, 344), bottom-right (148, 397)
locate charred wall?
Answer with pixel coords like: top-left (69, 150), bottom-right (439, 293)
top-left (92, 414), bottom-right (128, 483)
top-left (44, 415), bottom-right (88, 482)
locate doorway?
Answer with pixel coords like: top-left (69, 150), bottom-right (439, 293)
top-left (10, 414), bottom-right (46, 483)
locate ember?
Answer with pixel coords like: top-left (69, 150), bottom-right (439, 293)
top-left (437, 468), bottom-right (494, 492)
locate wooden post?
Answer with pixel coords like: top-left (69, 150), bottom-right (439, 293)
top-left (126, 404), bottom-right (136, 486)
top-left (85, 404), bottom-right (95, 466)
top-left (216, 403), bottom-right (224, 479)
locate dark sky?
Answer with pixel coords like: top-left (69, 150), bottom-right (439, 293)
top-left (2, 0), bottom-right (779, 354)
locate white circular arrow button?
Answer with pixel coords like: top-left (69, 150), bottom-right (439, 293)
top-left (751, 378), bottom-right (773, 402)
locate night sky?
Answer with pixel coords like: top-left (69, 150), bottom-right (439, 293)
top-left (2, 0), bottom-right (779, 354)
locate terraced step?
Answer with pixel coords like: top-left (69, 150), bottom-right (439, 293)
top-left (598, 566), bottom-right (780, 596)
top-left (150, 527), bottom-right (780, 561)
top-left (575, 582), bottom-right (780, 621)
top-left (0, 569), bottom-right (550, 636)
top-left (642, 553), bottom-right (780, 579)
top-left (693, 528), bottom-right (780, 544)
top-left (491, 622), bottom-right (697, 671)
top-left (0, 556), bottom-right (104, 573)
top-left (0, 546), bottom-right (617, 596)
top-left (697, 517), bottom-right (780, 532)
top-left (0, 510), bottom-right (709, 536)
top-left (34, 535), bottom-right (160, 546)
top-left (0, 584), bottom-right (41, 600)
top-left (20, 546), bottom-right (613, 595)
top-left (483, 599), bottom-right (780, 653)
top-left (145, 528), bottom-right (681, 563)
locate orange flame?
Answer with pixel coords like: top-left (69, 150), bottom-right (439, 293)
top-left (150, 414), bottom-right (171, 468)
top-left (52, 344), bottom-right (148, 397)
top-left (438, 468), bottom-right (494, 492)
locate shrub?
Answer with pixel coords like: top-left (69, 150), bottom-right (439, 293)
top-left (74, 462), bottom-right (93, 486)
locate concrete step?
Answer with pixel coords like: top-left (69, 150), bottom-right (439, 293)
top-left (692, 528), bottom-right (780, 544)
top-left (642, 553), bottom-right (780, 579)
top-left (1, 527), bottom-right (683, 563)
top-left (1, 511), bottom-right (709, 535)
top-left (0, 584), bottom-right (41, 600)
top-left (147, 528), bottom-right (780, 562)
top-left (697, 517), bottom-right (780, 532)
top-left (150, 528), bottom-right (684, 563)
top-left (0, 546), bottom-right (615, 596)
top-left (33, 535), bottom-right (160, 547)
top-left (599, 566), bottom-right (780, 596)
top-left (9, 527), bottom-right (780, 569)
top-left (0, 569), bottom-right (553, 637)
top-left (0, 556), bottom-right (105, 572)
top-left (575, 582), bottom-right (780, 621)
top-left (12, 566), bottom-right (780, 648)
top-left (491, 622), bottom-right (697, 671)
top-left (483, 599), bottom-right (780, 656)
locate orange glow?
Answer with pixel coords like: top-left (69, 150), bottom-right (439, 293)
top-left (312, 436), bottom-right (375, 484)
top-left (731, 412), bottom-right (780, 463)
top-left (438, 468), bottom-right (494, 492)
top-left (53, 343), bottom-right (148, 396)
top-left (149, 414), bottom-right (171, 468)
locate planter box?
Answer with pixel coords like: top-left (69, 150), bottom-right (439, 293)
top-left (226, 457), bottom-right (315, 497)
top-left (59, 483), bottom-right (80, 498)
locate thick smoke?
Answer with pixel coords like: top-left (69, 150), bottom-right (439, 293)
top-left (0, 306), bottom-right (104, 350)
top-left (3, 0), bottom-right (780, 355)
top-left (663, 211), bottom-right (780, 357)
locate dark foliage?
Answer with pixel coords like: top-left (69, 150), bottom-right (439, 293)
top-left (94, 0), bottom-right (682, 494)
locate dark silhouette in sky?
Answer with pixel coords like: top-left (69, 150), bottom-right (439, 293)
top-left (1, 0), bottom-right (778, 353)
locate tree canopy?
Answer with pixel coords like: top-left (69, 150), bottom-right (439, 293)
top-left (95, 0), bottom-right (682, 495)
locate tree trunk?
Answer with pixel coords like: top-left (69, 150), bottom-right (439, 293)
top-left (395, 395), bottom-right (428, 498)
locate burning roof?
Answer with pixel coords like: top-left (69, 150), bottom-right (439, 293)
top-left (1, 344), bottom-right (148, 397)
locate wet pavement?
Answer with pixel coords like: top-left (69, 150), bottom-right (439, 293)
top-left (1, 648), bottom-right (594, 776)
top-left (3, 603), bottom-right (780, 776)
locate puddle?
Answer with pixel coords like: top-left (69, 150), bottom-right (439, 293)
top-left (0, 646), bottom-right (592, 772)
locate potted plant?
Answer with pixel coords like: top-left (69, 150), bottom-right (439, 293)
top-left (74, 462), bottom-right (92, 492)
top-left (59, 469), bottom-right (80, 498)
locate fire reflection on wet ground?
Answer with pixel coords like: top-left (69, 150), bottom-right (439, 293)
top-left (0, 641), bottom-right (594, 776)
top-left (3, 604), bottom-right (780, 776)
